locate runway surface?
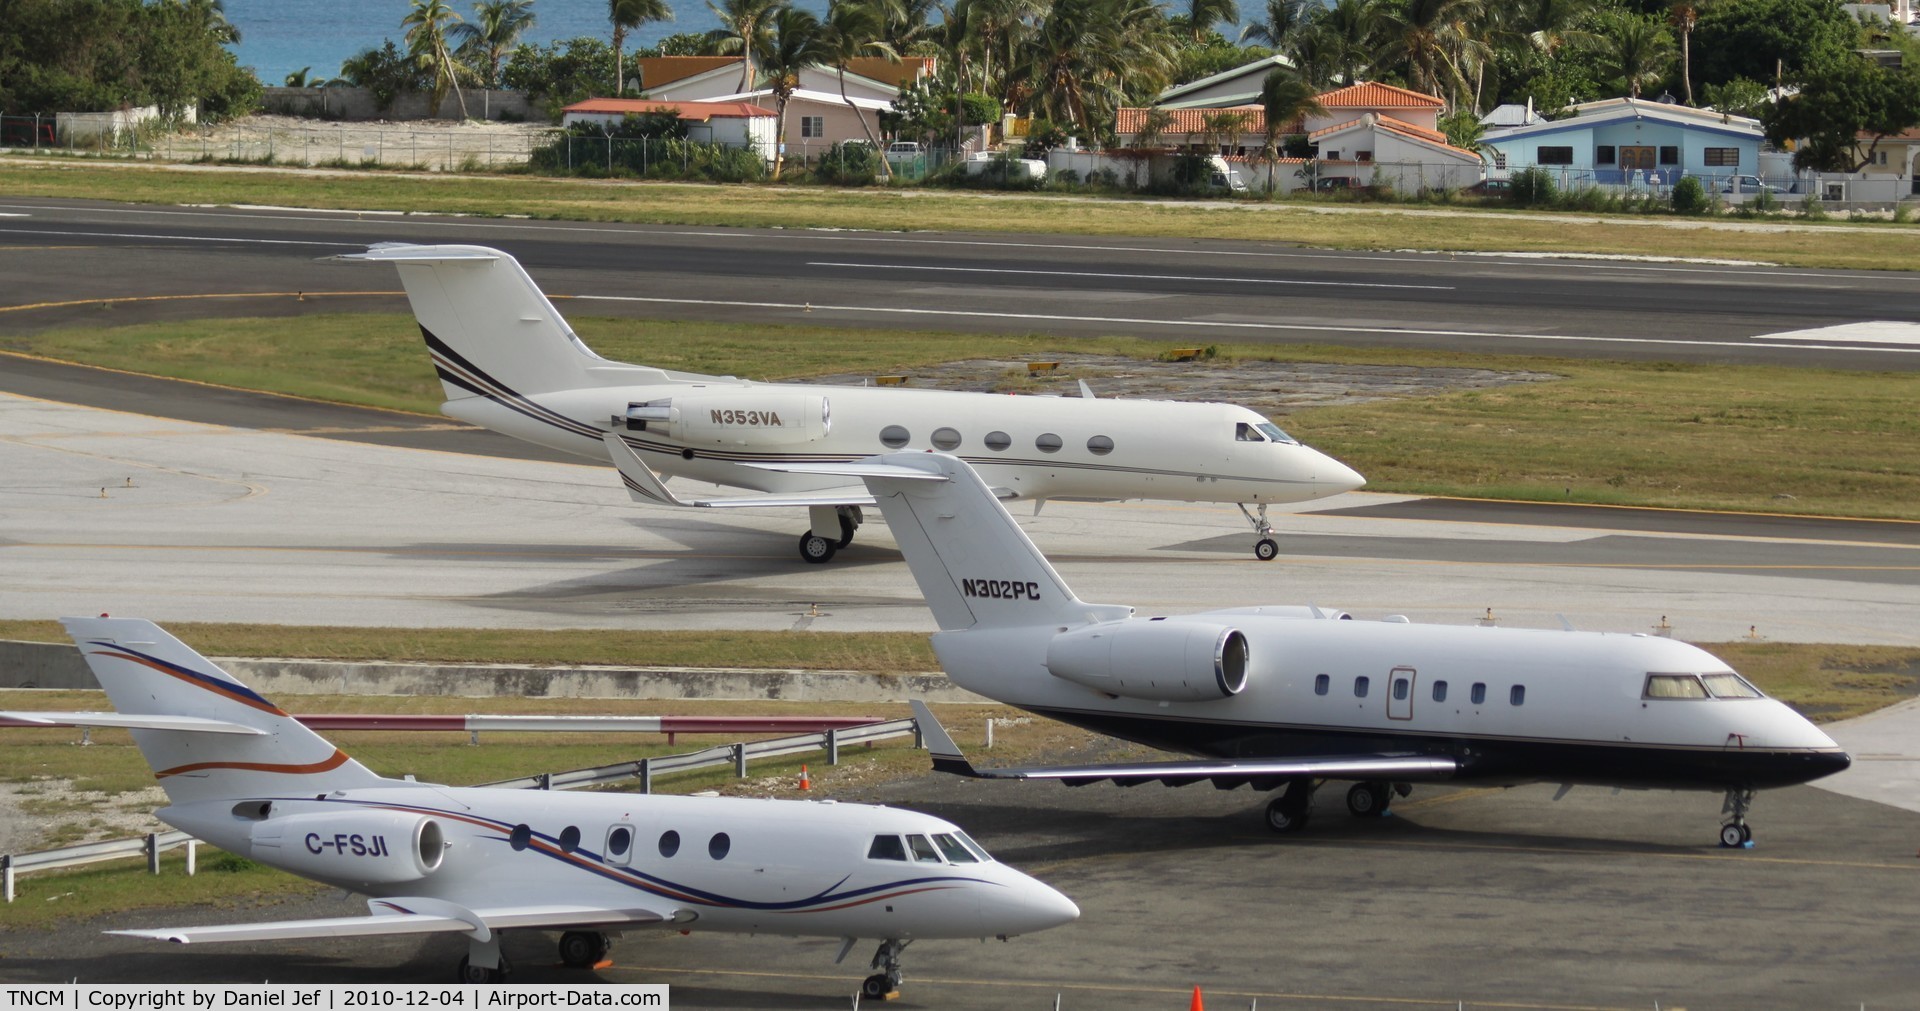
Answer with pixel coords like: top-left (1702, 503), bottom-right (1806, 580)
top-left (7, 198), bottom-right (1920, 367)
top-left (5, 387), bottom-right (1918, 643)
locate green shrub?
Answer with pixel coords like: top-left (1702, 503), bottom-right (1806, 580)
top-left (1802, 194), bottom-right (1827, 220)
top-left (1670, 176), bottom-right (1709, 215)
top-left (1509, 166), bottom-right (1556, 206)
top-left (814, 142), bottom-right (879, 185)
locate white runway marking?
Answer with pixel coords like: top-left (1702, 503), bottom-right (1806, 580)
top-left (804, 261), bottom-right (1454, 291)
top-left (569, 293), bottom-right (1920, 354)
top-left (0, 226), bottom-right (357, 247)
top-left (1750, 321), bottom-right (1920, 345)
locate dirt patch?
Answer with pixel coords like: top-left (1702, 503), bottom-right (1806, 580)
top-left (812, 353), bottom-right (1559, 416)
top-left (0, 778), bottom-right (169, 855)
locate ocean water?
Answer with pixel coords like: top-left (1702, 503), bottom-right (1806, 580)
top-left (226, 0), bottom-right (730, 85)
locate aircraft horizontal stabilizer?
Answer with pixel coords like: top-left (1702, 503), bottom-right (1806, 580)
top-left (911, 703), bottom-right (1454, 788)
top-left (0, 711), bottom-right (267, 735)
top-left (602, 433), bottom-right (875, 508)
top-left (330, 244), bottom-right (501, 264)
top-left (109, 899), bottom-right (673, 945)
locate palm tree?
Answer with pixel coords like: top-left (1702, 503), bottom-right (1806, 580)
top-left (1371, 0), bottom-right (1489, 107)
top-left (824, 0), bottom-right (900, 178)
top-left (1314, 0), bottom-right (1381, 85)
top-left (1600, 15), bottom-right (1675, 99)
top-left (1257, 66), bottom-right (1322, 192)
top-left (403, 0), bottom-right (473, 117)
top-left (451, 0), bottom-right (536, 90)
top-left (1239, 0), bottom-right (1308, 48)
top-left (1670, 2), bottom-right (1697, 105)
top-left (760, 6), bottom-right (834, 177)
top-left (1015, 0), bottom-right (1177, 135)
top-left (611, 0), bottom-right (674, 95)
top-left (1184, 0), bottom-right (1239, 41)
top-left (707, 0), bottom-right (787, 92)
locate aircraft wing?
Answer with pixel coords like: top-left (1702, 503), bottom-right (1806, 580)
top-left (0, 711), bottom-right (266, 735)
top-left (109, 897), bottom-right (674, 944)
top-left (602, 433), bottom-right (874, 509)
top-left (909, 702), bottom-right (1457, 788)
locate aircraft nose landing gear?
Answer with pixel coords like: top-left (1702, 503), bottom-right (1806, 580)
top-left (1719, 788), bottom-right (1756, 848)
top-left (1238, 503), bottom-right (1280, 561)
top-left (862, 938), bottom-right (911, 999)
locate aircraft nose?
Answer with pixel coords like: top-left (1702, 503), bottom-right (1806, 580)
top-left (998, 873), bottom-right (1079, 934)
top-left (1314, 450), bottom-right (1366, 494)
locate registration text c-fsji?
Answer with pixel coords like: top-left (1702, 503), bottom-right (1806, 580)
top-left (6, 988), bottom-right (666, 1011)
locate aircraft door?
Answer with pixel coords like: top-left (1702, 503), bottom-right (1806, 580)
top-left (1387, 667), bottom-right (1415, 720)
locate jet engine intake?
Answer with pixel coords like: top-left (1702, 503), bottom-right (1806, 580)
top-left (250, 811), bottom-right (446, 885)
top-left (1046, 620), bottom-right (1249, 702)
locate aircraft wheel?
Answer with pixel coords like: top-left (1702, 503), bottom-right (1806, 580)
top-left (861, 973), bottom-right (894, 998)
top-left (1254, 538), bottom-right (1280, 561)
top-left (558, 930), bottom-right (609, 968)
top-left (798, 532), bottom-right (838, 564)
top-left (837, 513), bottom-right (857, 549)
top-left (1346, 781), bottom-right (1391, 818)
top-left (1719, 822), bottom-right (1746, 848)
top-left (1265, 785), bottom-right (1313, 833)
top-left (456, 957), bottom-right (503, 984)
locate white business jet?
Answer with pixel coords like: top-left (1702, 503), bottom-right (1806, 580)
top-left (1, 618), bottom-right (1077, 995)
top-left (339, 244), bottom-right (1364, 563)
top-left (759, 452), bottom-right (1852, 848)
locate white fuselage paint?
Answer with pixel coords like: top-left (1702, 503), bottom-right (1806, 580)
top-left (454, 379), bottom-right (1364, 505)
top-left (930, 614), bottom-right (1846, 789)
top-left (161, 788), bottom-right (1077, 942)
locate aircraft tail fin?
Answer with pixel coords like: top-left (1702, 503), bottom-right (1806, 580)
top-left (60, 618), bottom-right (386, 804)
top-left (827, 453), bottom-right (1130, 631)
top-left (338, 244), bottom-right (608, 399)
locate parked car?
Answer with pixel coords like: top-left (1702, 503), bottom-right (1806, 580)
top-left (1721, 174), bottom-right (1790, 195)
top-left (1465, 178), bottom-right (1510, 196)
top-left (885, 141), bottom-right (923, 161)
top-left (1313, 175), bottom-right (1360, 191)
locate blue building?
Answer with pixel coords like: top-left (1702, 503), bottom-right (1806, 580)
top-left (1482, 98), bottom-right (1769, 188)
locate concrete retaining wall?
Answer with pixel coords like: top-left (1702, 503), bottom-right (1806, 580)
top-left (0, 639), bottom-right (985, 704)
top-left (261, 87), bottom-right (547, 122)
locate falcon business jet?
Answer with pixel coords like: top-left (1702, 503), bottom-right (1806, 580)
top-left (340, 244), bottom-right (1364, 563)
top-left (764, 452), bottom-right (1852, 848)
top-left (2, 618), bottom-right (1077, 995)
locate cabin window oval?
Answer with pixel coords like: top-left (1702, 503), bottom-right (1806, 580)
top-left (709, 832), bottom-right (732, 860)
top-left (1086, 435), bottom-right (1114, 456)
top-left (931, 427), bottom-right (962, 450)
top-left (879, 425), bottom-right (910, 448)
top-left (1353, 676), bottom-right (1370, 699)
top-left (984, 431), bottom-right (1012, 451)
top-left (1432, 680), bottom-right (1448, 703)
top-left (607, 826), bottom-right (632, 857)
top-left (1510, 685), bottom-right (1526, 706)
top-left (658, 830), bottom-right (681, 858)
top-left (1035, 433), bottom-right (1063, 453)
top-left (508, 824), bottom-right (532, 852)
top-left (1313, 674), bottom-right (1329, 696)
top-left (1470, 683), bottom-right (1487, 705)
top-left (558, 826), bottom-right (581, 853)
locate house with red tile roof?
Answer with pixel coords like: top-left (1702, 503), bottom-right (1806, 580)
top-left (631, 57), bottom-right (934, 156)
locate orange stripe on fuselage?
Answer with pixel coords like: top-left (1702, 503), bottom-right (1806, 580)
top-left (155, 748), bottom-right (351, 779)
top-left (89, 650), bottom-right (288, 716)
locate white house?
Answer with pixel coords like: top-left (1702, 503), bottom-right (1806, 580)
top-left (559, 99), bottom-right (778, 161)
top-left (1306, 113), bottom-right (1484, 191)
top-left (635, 56), bottom-right (931, 154)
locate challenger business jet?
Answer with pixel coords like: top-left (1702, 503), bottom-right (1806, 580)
top-left (1, 618), bottom-right (1077, 995)
top-left (761, 452), bottom-right (1852, 848)
top-left (339, 244), bottom-right (1364, 563)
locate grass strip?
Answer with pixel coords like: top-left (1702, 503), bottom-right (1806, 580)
top-left (10, 313), bottom-right (1920, 518)
top-left (8, 161), bottom-right (1920, 270)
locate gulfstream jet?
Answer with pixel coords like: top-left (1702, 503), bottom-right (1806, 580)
top-left (2, 618), bottom-right (1077, 995)
top-left (339, 244), bottom-right (1364, 563)
top-left (767, 452), bottom-right (1852, 848)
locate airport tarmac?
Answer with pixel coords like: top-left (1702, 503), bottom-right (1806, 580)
top-left (5, 391), bottom-right (1920, 643)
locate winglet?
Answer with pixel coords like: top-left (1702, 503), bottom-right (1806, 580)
top-left (602, 432), bottom-right (692, 507)
top-left (910, 701), bottom-right (981, 778)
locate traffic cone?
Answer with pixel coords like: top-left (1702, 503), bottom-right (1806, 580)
top-left (799, 764), bottom-right (811, 791)
top-left (1189, 985), bottom-right (1203, 1011)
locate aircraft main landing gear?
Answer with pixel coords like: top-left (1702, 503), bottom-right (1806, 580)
top-left (1238, 503), bottom-right (1280, 561)
top-left (1719, 787), bottom-right (1756, 848)
top-left (558, 930), bottom-right (612, 968)
top-left (862, 938), bottom-right (911, 999)
top-left (456, 939), bottom-right (510, 983)
top-left (799, 506), bottom-right (862, 564)
top-left (1346, 781), bottom-right (1393, 817)
top-left (1264, 779), bottom-right (1315, 833)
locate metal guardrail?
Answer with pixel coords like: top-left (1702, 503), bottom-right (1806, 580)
top-left (2, 717), bottom-right (921, 901)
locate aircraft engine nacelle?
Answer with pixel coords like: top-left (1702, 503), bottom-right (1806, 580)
top-left (249, 811), bottom-right (447, 885)
top-left (625, 393), bottom-right (831, 448)
top-left (1045, 620), bottom-right (1250, 702)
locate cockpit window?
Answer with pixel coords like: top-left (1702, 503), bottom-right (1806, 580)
top-left (907, 834), bottom-right (944, 863)
top-left (1702, 672), bottom-right (1763, 699)
top-left (1256, 422), bottom-right (1298, 445)
top-left (1644, 674), bottom-right (1709, 699)
top-left (867, 835), bottom-right (907, 861)
top-left (1235, 422), bottom-right (1265, 442)
top-left (955, 831), bottom-right (994, 862)
top-left (932, 833), bottom-right (979, 863)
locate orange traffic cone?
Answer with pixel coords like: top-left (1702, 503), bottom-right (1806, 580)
top-left (1189, 985), bottom-right (1203, 1011)
top-left (799, 764), bottom-right (811, 791)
